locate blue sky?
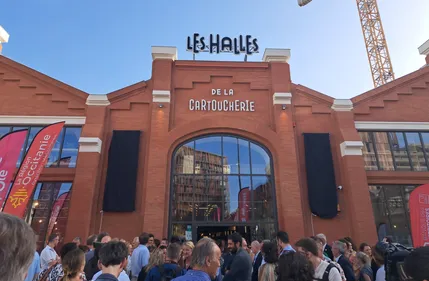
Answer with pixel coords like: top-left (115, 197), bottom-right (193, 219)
top-left (1, 0), bottom-right (428, 98)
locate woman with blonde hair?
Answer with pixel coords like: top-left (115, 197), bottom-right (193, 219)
top-left (137, 248), bottom-right (165, 281)
top-left (59, 248), bottom-right (86, 281)
top-left (356, 252), bottom-right (373, 281)
top-left (258, 241), bottom-right (278, 281)
top-left (179, 241), bottom-right (195, 271)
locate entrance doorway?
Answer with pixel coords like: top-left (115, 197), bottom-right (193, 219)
top-left (196, 225), bottom-right (251, 243)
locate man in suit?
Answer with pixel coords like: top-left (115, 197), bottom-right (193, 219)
top-left (332, 240), bottom-right (355, 281)
top-left (223, 232), bottom-right (252, 281)
top-left (316, 233), bottom-right (334, 261)
top-left (250, 241), bottom-right (262, 281)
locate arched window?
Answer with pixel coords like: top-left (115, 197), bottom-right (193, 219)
top-left (170, 135), bottom-right (277, 239)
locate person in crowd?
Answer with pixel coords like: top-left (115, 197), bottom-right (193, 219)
top-left (349, 251), bottom-right (360, 278)
top-left (223, 232), bottom-right (252, 281)
top-left (220, 241), bottom-right (233, 276)
top-left (179, 241), bottom-right (195, 271)
top-left (250, 241), bottom-right (262, 281)
top-left (73, 237), bottom-right (82, 247)
top-left (154, 239), bottom-right (161, 248)
top-left (276, 231), bottom-right (295, 256)
top-left (84, 233), bottom-right (112, 280)
top-left (0, 213), bottom-right (37, 281)
top-left (344, 237), bottom-right (357, 253)
top-left (160, 238), bottom-right (169, 248)
top-left (80, 246), bottom-right (90, 254)
top-left (356, 252), bottom-right (373, 281)
top-left (145, 243), bottom-right (184, 281)
top-left (132, 237), bottom-right (140, 250)
top-left (339, 239), bottom-right (353, 260)
top-left (295, 238), bottom-right (342, 281)
top-left (38, 242), bottom-right (82, 281)
top-left (276, 251), bottom-right (314, 281)
top-left (172, 238), bottom-right (221, 281)
top-left (316, 233), bottom-right (334, 261)
top-left (372, 242), bottom-right (387, 281)
top-left (131, 233), bottom-right (150, 281)
top-left (119, 240), bottom-right (132, 276)
top-left (217, 240), bottom-right (226, 253)
top-left (148, 246), bottom-right (156, 254)
top-left (242, 238), bottom-right (253, 260)
top-left (359, 243), bottom-right (372, 258)
top-left (170, 236), bottom-right (181, 245)
top-left (93, 241), bottom-right (129, 281)
top-left (332, 240), bottom-right (355, 281)
top-left (60, 248), bottom-right (86, 281)
top-left (26, 250), bottom-right (41, 281)
top-left (148, 234), bottom-right (155, 247)
top-left (404, 246), bottom-right (429, 281)
top-left (85, 235), bottom-right (98, 262)
top-left (41, 234), bottom-right (61, 271)
top-left (312, 239), bottom-right (346, 281)
top-left (258, 241), bottom-right (278, 281)
top-left (137, 249), bottom-right (165, 281)
top-left (259, 239), bottom-right (271, 266)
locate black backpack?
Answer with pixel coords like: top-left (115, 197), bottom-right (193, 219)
top-left (314, 263), bottom-right (339, 281)
top-left (158, 264), bottom-right (183, 281)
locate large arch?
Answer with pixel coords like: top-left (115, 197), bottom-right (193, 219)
top-left (169, 133), bottom-right (278, 242)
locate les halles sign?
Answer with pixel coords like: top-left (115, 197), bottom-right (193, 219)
top-left (187, 33), bottom-right (259, 55)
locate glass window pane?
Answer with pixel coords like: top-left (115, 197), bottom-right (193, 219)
top-left (359, 132), bottom-right (378, 170)
top-left (251, 223), bottom-right (276, 241)
top-left (174, 141), bottom-right (194, 174)
top-left (250, 143), bottom-right (271, 174)
top-left (46, 128), bottom-right (65, 167)
top-left (172, 175), bottom-right (193, 221)
top-left (26, 127), bottom-right (43, 149)
top-left (223, 176), bottom-right (251, 222)
top-left (253, 176), bottom-right (275, 221)
top-left (195, 137), bottom-right (222, 174)
top-left (12, 127), bottom-right (29, 167)
top-left (0, 126), bottom-right (11, 138)
top-left (405, 133), bottom-right (427, 171)
top-left (373, 132), bottom-right (394, 170)
top-left (171, 224), bottom-right (188, 239)
top-left (421, 133), bottom-right (429, 160)
top-left (389, 133), bottom-right (411, 171)
top-left (59, 128), bottom-right (82, 168)
top-left (223, 137), bottom-right (239, 174)
top-left (194, 176), bottom-right (222, 221)
top-left (238, 139), bottom-right (250, 174)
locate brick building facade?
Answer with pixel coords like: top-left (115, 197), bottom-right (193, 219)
top-left (1, 44), bottom-right (429, 249)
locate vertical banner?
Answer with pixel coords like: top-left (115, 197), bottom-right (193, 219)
top-left (409, 184), bottom-right (429, 247)
top-left (238, 187), bottom-right (250, 222)
top-left (3, 122), bottom-right (65, 218)
top-left (0, 130), bottom-right (28, 209)
top-left (45, 192), bottom-right (69, 240)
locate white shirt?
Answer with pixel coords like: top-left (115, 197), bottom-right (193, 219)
top-left (375, 265), bottom-right (385, 281)
top-left (40, 245), bottom-right (58, 270)
top-left (314, 260), bottom-right (342, 281)
top-left (92, 270), bottom-right (130, 281)
top-left (335, 255), bottom-right (341, 263)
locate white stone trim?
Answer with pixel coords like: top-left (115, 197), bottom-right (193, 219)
top-left (86, 94), bottom-right (110, 106)
top-left (273, 92), bottom-right (292, 105)
top-left (0, 26), bottom-right (9, 43)
top-left (262, 48), bottom-right (291, 63)
top-left (153, 90), bottom-right (171, 103)
top-left (0, 115), bottom-right (86, 125)
top-left (355, 121), bottom-right (429, 131)
top-left (331, 99), bottom-right (353, 111)
top-left (340, 141), bottom-right (363, 157)
top-left (151, 46), bottom-right (177, 61)
top-left (78, 137), bottom-right (102, 153)
top-left (419, 39), bottom-right (429, 56)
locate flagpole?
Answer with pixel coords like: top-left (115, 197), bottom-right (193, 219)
top-left (99, 210), bottom-right (104, 233)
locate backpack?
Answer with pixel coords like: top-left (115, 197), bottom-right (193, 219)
top-left (158, 264), bottom-right (183, 281)
top-left (314, 263), bottom-right (338, 281)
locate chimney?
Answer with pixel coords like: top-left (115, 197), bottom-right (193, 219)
top-left (0, 26), bottom-right (10, 54)
top-left (418, 39), bottom-right (429, 66)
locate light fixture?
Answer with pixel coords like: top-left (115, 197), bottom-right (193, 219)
top-left (38, 220), bottom-right (42, 223)
top-left (158, 104), bottom-right (164, 108)
top-left (282, 105), bottom-right (287, 110)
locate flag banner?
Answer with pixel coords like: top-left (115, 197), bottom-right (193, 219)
top-left (46, 191), bottom-right (69, 240)
top-left (0, 130), bottom-right (28, 210)
top-left (238, 187), bottom-right (250, 222)
top-left (3, 122), bottom-right (65, 217)
top-left (409, 184), bottom-right (429, 247)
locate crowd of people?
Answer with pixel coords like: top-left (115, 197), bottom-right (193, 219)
top-left (1, 212), bottom-right (429, 281)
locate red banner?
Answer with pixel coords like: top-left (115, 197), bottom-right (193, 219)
top-left (3, 122), bottom-right (65, 217)
top-left (238, 187), bottom-right (250, 222)
top-left (46, 192), bottom-right (69, 240)
top-left (0, 130), bottom-right (28, 209)
top-left (409, 184), bottom-right (429, 247)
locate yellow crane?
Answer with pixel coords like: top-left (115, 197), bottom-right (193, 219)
top-left (298, 0), bottom-right (395, 87)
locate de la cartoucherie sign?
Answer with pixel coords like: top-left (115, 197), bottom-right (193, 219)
top-left (187, 33), bottom-right (259, 55)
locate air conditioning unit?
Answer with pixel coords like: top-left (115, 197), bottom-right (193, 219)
top-left (298, 0), bottom-right (313, 7)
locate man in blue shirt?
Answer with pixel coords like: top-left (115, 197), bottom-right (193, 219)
top-left (145, 243), bottom-right (184, 281)
top-left (131, 233), bottom-right (150, 281)
top-left (276, 231), bottom-right (295, 256)
top-left (25, 251), bottom-right (41, 281)
top-left (173, 238), bottom-right (221, 281)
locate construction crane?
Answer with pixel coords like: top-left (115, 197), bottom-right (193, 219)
top-left (298, 0), bottom-right (395, 88)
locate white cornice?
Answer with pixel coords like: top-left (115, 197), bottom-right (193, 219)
top-left (78, 137), bottom-right (102, 153)
top-left (355, 121), bottom-right (429, 131)
top-left (263, 48), bottom-right (291, 63)
top-left (153, 90), bottom-right (171, 103)
top-left (419, 39), bottom-right (429, 56)
top-left (86, 94), bottom-right (110, 106)
top-left (152, 46), bottom-right (177, 61)
top-left (331, 99), bottom-right (353, 111)
top-left (273, 92), bottom-right (292, 105)
top-left (0, 115), bottom-right (86, 125)
top-left (340, 141), bottom-right (363, 157)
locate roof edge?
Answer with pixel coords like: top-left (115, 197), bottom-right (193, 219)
top-left (292, 83), bottom-right (335, 104)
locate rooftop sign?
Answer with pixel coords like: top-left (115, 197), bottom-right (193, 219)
top-left (187, 33), bottom-right (259, 55)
